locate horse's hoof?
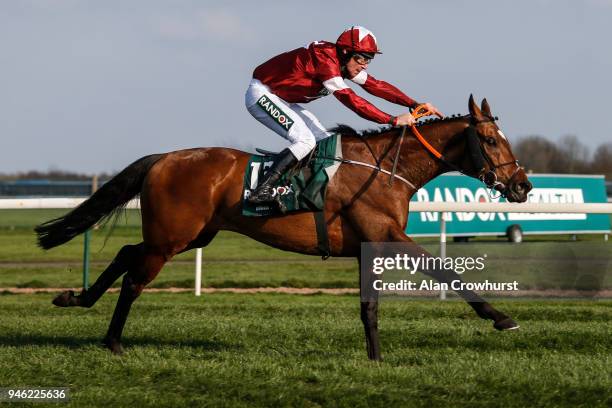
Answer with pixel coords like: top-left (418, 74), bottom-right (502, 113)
top-left (367, 349), bottom-right (382, 361)
top-left (52, 290), bottom-right (76, 307)
top-left (103, 337), bottom-right (124, 355)
top-left (494, 317), bottom-right (520, 331)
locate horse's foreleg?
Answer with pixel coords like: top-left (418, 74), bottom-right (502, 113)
top-left (388, 227), bottom-right (518, 330)
top-left (53, 243), bottom-right (141, 308)
top-left (358, 257), bottom-right (381, 361)
top-left (360, 301), bottom-right (381, 361)
top-left (103, 250), bottom-right (166, 354)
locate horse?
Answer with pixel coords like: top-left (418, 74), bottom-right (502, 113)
top-left (35, 95), bottom-right (532, 360)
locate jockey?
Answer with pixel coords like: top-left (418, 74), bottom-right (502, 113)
top-left (245, 26), bottom-right (443, 205)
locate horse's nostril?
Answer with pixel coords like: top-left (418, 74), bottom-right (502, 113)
top-left (512, 181), bottom-right (531, 197)
top-left (520, 181), bottom-right (532, 192)
top-left (514, 183), bottom-right (524, 194)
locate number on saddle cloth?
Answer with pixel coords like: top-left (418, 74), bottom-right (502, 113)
top-left (242, 135), bottom-right (342, 217)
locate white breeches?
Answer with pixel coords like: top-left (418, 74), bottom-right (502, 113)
top-left (245, 79), bottom-right (331, 160)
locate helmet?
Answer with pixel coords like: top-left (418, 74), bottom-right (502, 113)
top-left (336, 26), bottom-right (381, 54)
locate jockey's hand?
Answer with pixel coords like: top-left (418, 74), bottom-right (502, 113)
top-left (395, 112), bottom-right (416, 127)
top-left (420, 102), bottom-right (444, 119)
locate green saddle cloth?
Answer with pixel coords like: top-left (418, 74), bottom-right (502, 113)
top-left (242, 134), bottom-right (342, 217)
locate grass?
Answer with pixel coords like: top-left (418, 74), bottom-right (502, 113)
top-left (1, 209), bottom-right (610, 407)
top-left (0, 215), bottom-right (610, 290)
top-left (0, 209), bottom-right (143, 229)
top-left (0, 260), bottom-right (359, 289)
top-left (0, 227), bottom-right (308, 263)
top-left (1, 224), bottom-right (610, 290)
top-left (0, 293), bottom-right (609, 407)
top-left (0, 224), bottom-right (362, 288)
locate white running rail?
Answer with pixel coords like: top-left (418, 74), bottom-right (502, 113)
top-left (2, 198), bottom-right (611, 296)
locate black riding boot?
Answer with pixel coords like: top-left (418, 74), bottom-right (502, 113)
top-left (248, 148), bottom-right (298, 205)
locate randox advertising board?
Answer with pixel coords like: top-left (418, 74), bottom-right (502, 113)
top-left (406, 173), bottom-right (611, 237)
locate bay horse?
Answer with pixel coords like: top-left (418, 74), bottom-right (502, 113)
top-left (36, 96), bottom-right (532, 360)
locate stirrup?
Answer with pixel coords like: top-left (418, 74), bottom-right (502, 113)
top-left (247, 188), bottom-right (287, 213)
top-left (248, 185), bottom-right (274, 203)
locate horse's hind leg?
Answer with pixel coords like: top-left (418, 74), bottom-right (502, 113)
top-left (52, 243), bottom-right (142, 308)
top-left (102, 247), bottom-right (166, 354)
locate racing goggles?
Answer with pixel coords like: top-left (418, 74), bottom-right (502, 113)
top-left (352, 53), bottom-right (374, 65)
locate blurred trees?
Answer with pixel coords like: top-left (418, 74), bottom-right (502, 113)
top-left (0, 170), bottom-right (114, 181)
top-left (591, 143), bottom-right (612, 177)
top-left (1, 135), bottom-right (611, 180)
top-left (514, 135), bottom-right (612, 178)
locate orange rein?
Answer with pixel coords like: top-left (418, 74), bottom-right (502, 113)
top-left (387, 104), bottom-right (442, 187)
top-left (409, 105), bottom-right (444, 160)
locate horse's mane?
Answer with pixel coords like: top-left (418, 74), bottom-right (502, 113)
top-left (329, 114), bottom-right (469, 138)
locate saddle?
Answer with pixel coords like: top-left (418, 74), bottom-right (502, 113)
top-left (242, 135), bottom-right (342, 217)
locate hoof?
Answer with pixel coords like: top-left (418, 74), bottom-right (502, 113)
top-left (494, 317), bottom-right (520, 331)
top-left (103, 337), bottom-right (124, 355)
top-left (367, 349), bottom-right (382, 361)
top-left (52, 290), bottom-right (78, 307)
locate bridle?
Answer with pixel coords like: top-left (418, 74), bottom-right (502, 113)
top-left (465, 117), bottom-right (522, 193)
top-left (315, 105), bottom-right (524, 196)
top-left (405, 105), bottom-right (524, 197)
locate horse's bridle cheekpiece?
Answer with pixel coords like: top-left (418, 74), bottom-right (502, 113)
top-left (465, 116), bottom-right (522, 195)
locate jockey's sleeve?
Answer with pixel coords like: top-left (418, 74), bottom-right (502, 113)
top-left (322, 77), bottom-right (394, 124)
top-left (350, 71), bottom-right (418, 108)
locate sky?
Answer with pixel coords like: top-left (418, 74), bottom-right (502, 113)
top-left (1, 0), bottom-right (611, 173)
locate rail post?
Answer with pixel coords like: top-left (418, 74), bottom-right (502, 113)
top-left (195, 248), bottom-right (202, 296)
top-left (439, 212), bottom-right (447, 300)
top-left (82, 231), bottom-right (90, 289)
top-left (82, 175), bottom-right (98, 290)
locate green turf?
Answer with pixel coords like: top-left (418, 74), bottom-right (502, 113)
top-left (0, 227), bottom-right (312, 263)
top-left (0, 209), bottom-right (143, 229)
top-left (0, 260), bottom-right (359, 289)
top-left (1, 204), bottom-right (610, 407)
top-left (0, 293), bottom-right (609, 407)
top-left (1, 223), bottom-right (610, 290)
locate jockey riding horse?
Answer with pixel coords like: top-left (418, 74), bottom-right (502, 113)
top-left (246, 25), bottom-right (443, 207)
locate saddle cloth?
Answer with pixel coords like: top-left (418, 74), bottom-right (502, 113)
top-left (241, 134), bottom-right (342, 217)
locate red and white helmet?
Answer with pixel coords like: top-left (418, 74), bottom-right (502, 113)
top-left (336, 26), bottom-right (381, 54)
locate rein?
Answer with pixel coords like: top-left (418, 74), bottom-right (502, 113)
top-left (388, 126), bottom-right (407, 186)
top-left (408, 105), bottom-right (522, 196)
top-left (321, 125), bottom-right (417, 189)
top-left (319, 105), bottom-right (522, 195)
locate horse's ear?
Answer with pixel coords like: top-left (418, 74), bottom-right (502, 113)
top-left (481, 98), bottom-right (493, 117)
top-left (468, 94), bottom-right (484, 119)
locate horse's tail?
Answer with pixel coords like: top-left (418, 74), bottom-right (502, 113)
top-left (35, 154), bottom-right (164, 250)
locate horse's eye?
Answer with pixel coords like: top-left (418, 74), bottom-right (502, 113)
top-left (486, 137), bottom-right (496, 145)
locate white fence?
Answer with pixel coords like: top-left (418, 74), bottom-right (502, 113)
top-left (0, 197), bottom-right (140, 209)
top-left (2, 198), bottom-right (612, 296)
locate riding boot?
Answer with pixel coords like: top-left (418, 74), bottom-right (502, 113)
top-left (248, 148), bottom-right (298, 207)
